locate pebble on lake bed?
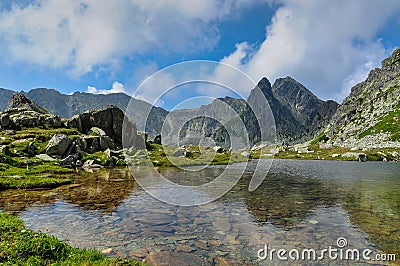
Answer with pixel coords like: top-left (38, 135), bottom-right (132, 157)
top-left (101, 248), bottom-right (113, 254)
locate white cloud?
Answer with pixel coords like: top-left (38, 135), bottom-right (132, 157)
top-left (87, 81), bottom-right (126, 94)
top-left (0, 0), bottom-right (262, 78)
top-left (216, 0), bottom-right (400, 102)
top-left (134, 71), bottom-right (176, 106)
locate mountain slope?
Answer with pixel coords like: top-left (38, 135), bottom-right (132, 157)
top-left (321, 47), bottom-right (400, 148)
top-left (0, 88), bottom-right (15, 110)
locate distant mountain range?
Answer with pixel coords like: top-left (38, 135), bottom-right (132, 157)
top-left (0, 76), bottom-right (338, 145)
top-left (3, 46), bottom-right (399, 148)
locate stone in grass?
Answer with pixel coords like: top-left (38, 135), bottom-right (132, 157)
top-left (173, 147), bottom-right (193, 158)
top-left (173, 147), bottom-right (186, 157)
top-left (36, 154), bottom-right (57, 162)
top-left (358, 153), bottom-right (367, 162)
top-left (213, 146), bottom-right (225, 153)
top-left (241, 151), bottom-right (251, 158)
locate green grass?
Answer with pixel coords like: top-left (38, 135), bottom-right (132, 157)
top-left (0, 161), bottom-right (74, 190)
top-left (260, 145), bottom-right (400, 162)
top-left (144, 143), bottom-right (249, 168)
top-left (310, 133), bottom-right (329, 145)
top-left (359, 104), bottom-right (400, 141)
top-left (0, 213), bottom-right (144, 265)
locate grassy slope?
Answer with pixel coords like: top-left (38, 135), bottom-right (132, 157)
top-left (359, 104), bottom-right (400, 141)
top-left (253, 145), bottom-right (399, 161)
top-left (0, 128), bottom-right (84, 189)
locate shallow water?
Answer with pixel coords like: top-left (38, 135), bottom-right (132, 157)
top-left (1, 159), bottom-right (399, 265)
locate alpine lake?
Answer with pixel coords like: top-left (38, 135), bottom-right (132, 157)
top-left (0, 159), bottom-right (399, 265)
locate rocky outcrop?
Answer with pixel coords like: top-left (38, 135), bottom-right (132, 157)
top-left (0, 93), bottom-right (62, 130)
top-left (67, 105), bottom-right (141, 148)
top-left (321, 47), bottom-right (400, 149)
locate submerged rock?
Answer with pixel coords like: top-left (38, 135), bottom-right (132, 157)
top-left (144, 251), bottom-right (206, 266)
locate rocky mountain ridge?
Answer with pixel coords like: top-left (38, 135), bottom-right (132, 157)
top-left (320, 47), bottom-right (400, 149)
top-left (0, 76), bottom-right (338, 146)
top-left (169, 76), bottom-right (338, 147)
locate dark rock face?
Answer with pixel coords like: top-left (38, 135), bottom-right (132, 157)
top-left (161, 77), bottom-right (337, 146)
top-left (245, 77), bottom-right (302, 143)
top-left (67, 105), bottom-right (141, 148)
top-left (272, 77), bottom-right (338, 135)
top-left (0, 93), bottom-right (62, 130)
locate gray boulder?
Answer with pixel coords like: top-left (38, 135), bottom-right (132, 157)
top-left (184, 150), bottom-right (193, 158)
top-left (358, 153), bottom-right (368, 162)
top-left (172, 147), bottom-right (193, 158)
top-left (36, 154), bottom-right (56, 162)
top-left (173, 147), bottom-right (186, 157)
top-left (241, 151), bottom-right (251, 158)
top-left (27, 142), bottom-right (36, 157)
top-left (45, 134), bottom-right (71, 158)
top-left (61, 154), bottom-right (78, 167)
top-left (67, 105), bottom-right (140, 148)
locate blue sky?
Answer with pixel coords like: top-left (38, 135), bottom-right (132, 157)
top-left (0, 0), bottom-right (399, 110)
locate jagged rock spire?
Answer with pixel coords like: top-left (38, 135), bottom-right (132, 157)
top-left (7, 92), bottom-right (48, 114)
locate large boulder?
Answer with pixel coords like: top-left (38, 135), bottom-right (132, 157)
top-left (67, 105), bottom-right (141, 148)
top-left (45, 134), bottom-right (71, 158)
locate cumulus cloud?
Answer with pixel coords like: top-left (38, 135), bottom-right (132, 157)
top-left (215, 0), bottom-right (400, 102)
top-left (0, 0), bottom-right (261, 78)
top-left (87, 81), bottom-right (126, 94)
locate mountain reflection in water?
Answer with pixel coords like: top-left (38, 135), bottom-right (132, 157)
top-left (0, 159), bottom-right (398, 265)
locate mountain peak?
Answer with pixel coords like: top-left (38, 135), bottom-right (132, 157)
top-left (257, 77), bottom-right (272, 90)
top-left (382, 47), bottom-right (400, 72)
top-left (7, 93), bottom-right (48, 114)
